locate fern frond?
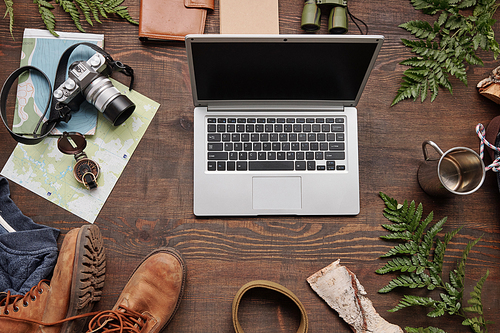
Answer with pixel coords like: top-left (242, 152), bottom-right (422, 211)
top-left (377, 193), bottom-right (492, 332)
top-left (405, 327), bottom-right (447, 333)
top-left (376, 256), bottom-right (416, 274)
top-left (4, 0), bottom-right (14, 38)
top-left (463, 270), bottom-right (489, 313)
top-left (388, 295), bottom-right (437, 312)
top-left (454, 236), bottom-right (482, 290)
top-left (34, 0), bottom-right (57, 36)
top-left (392, 0), bottom-right (500, 104)
top-left (57, 0), bottom-right (85, 32)
top-left (400, 20), bottom-right (440, 40)
top-left (74, 0), bottom-right (94, 26)
top-left (434, 226), bottom-right (463, 274)
top-left (100, 0), bottom-right (138, 25)
top-left (378, 272), bottom-right (432, 293)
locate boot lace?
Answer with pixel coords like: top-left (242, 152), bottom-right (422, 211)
top-left (0, 279), bottom-right (48, 315)
top-left (87, 306), bottom-right (149, 333)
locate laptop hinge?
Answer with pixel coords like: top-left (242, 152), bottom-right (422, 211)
top-left (206, 104), bottom-right (345, 112)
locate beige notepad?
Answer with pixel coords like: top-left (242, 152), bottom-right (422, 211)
top-left (220, 0), bottom-right (279, 34)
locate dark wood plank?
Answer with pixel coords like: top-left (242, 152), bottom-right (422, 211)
top-left (1, 1), bottom-right (500, 332)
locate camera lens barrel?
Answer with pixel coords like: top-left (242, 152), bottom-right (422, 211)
top-left (84, 76), bottom-right (135, 126)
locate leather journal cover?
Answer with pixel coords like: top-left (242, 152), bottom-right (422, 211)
top-left (139, 0), bottom-right (214, 41)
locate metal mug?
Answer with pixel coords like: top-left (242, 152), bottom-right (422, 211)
top-left (417, 141), bottom-right (485, 196)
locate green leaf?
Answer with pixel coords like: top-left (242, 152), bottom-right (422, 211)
top-left (376, 193), bottom-right (493, 332)
top-left (34, 0), bottom-right (58, 36)
top-left (4, 0), bottom-right (14, 38)
top-left (405, 327), bottom-right (447, 333)
top-left (392, 0), bottom-right (500, 105)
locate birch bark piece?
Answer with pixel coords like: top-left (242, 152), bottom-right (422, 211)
top-left (307, 259), bottom-right (403, 333)
top-left (477, 65), bottom-right (500, 105)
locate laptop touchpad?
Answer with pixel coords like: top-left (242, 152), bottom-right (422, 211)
top-left (252, 177), bottom-right (302, 210)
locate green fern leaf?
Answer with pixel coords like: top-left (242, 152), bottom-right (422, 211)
top-left (34, 0), bottom-right (58, 36)
top-left (463, 270), bottom-right (489, 316)
top-left (4, 0), bottom-right (14, 38)
top-left (389, 295), bottom-right (437, 312)
top-left (458, 0), bottom-right (477, 9)
top-left (405, 327), bottom-right (447, 333)
top-left (400, 20), bottom-right (439, 40)
top-left (378, 273), bottom-right (431, 293)
top-left (57, 0), bottom-right (85, 32)
top-left (74, 0), bottom-right (95, 26)
top-left (392, 0), bottom-right (500, 105)
top-left (377, 193), bottom-right (492, 331)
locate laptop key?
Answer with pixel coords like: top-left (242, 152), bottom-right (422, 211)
top-left (329, 143), bottom-right (345, 150)
top-left (325, 152), bottom-right (345, 160)
top-left (331, 124), bottom-right (344, 132)
top-left (208, 143), bottom-right (223, 151)
top-left (237, 161), bottom-right (248, 170)
top-left (217, 161), bottom-right (226, 171)
top-left (208, 161), bottom-right (216, 170)
top-left (249, 161), bottom-right (294, 171)
top-left (208, 152), bottom-right (228, 160)
top-left (208, 133), bottom-right (221, 141)
top-left (295, 161), bottom-right (306, 170)
top-left (307, 161), bottom-right (316, 170)
top-left (227, 161), bottom-right (236, 171)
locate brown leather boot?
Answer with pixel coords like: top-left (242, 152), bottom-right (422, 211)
top-left (0, 224), bottom-right (106, 333)
top-left (84, 247), bottom-right (186, 333)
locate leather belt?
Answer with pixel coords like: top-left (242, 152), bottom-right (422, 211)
top-left (232, 280), bottom-right (308, 333)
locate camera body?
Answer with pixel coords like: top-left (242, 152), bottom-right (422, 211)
top-left (53, 52), bottom-right (135, 126)
top-left (301, 0), bottom-right (348, 34)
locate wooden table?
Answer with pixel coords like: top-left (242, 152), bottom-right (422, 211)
top-left (1, 1), bottom-right (499, 332)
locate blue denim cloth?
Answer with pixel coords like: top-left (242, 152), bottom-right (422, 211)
top-left (0, 177), bottom-right (60, 296)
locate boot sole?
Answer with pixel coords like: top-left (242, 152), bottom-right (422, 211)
top-left (61, 224), bottom-right (106, 333)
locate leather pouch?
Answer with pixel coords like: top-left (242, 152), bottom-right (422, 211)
top-left (138, 0), bottom-right (215, 41)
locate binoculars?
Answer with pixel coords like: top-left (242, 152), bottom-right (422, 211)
top-left (301, 0), bottom-right (348, 34)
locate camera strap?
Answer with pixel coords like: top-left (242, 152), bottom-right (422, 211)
top-left (0, 66), bottom-right (52, 144)
top-left (0, 42), bottom-right (135, 145)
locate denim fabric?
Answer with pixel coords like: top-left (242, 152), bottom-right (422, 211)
top-left (0, 177), bottom-right (60, 296)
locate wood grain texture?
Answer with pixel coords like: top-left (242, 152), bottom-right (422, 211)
top-left (1, 1), bottom-right (500, 332)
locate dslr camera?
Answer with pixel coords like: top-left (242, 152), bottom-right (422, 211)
top-left (301, 0), bottom-right (348, 34)
top-left (53, 52), bottom-right (135, 126)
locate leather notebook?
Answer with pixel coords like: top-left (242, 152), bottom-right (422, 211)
top-left (139, 0), bottom-right (214, 41)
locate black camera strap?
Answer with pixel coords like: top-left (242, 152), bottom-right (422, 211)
top-left (0, 66), bottom-right (52, 144)
top-left (0, 42), bottom-right (135, 145)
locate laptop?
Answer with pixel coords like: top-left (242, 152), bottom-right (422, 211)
top-left (186, 34), bottom-right (384, 216)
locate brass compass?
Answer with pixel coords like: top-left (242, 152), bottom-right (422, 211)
top-left (57, 132), bottom-right (100, 190)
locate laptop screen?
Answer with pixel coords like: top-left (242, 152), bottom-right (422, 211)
top-left (187, 35), bottom-right (384, 107)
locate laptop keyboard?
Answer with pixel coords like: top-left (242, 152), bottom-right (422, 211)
top-left (206, 117), bottom-right (346, 171)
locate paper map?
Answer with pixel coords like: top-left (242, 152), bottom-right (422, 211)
top-left (16, 28), bottom-right (104, 135)
top-left (1, 80), bottom-right (160, 223)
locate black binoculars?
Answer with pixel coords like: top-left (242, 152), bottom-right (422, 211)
top-left (301, 0), bottom-right (348, 34)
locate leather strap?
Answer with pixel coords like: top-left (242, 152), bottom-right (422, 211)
top-left (0, 66), bottom-right (52, 144)
top-left (232, 280), bottom-right (308, 333)
top-left (0, 42), bottom-right (134, 145)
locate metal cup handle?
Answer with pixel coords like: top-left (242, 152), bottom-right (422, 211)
top-left (422, 141), bottom-right (444, 161)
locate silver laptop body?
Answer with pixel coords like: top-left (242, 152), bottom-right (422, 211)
top-left (186, 34), bottom-right (384, 216)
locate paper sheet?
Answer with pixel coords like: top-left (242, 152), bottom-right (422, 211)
top-left (1, 80), bottom-right (160, 223)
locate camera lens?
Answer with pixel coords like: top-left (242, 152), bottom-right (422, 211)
top-left (84, 76), bottom-right (135, 126)
top-left (104, 95), bottom-right (135, 126)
